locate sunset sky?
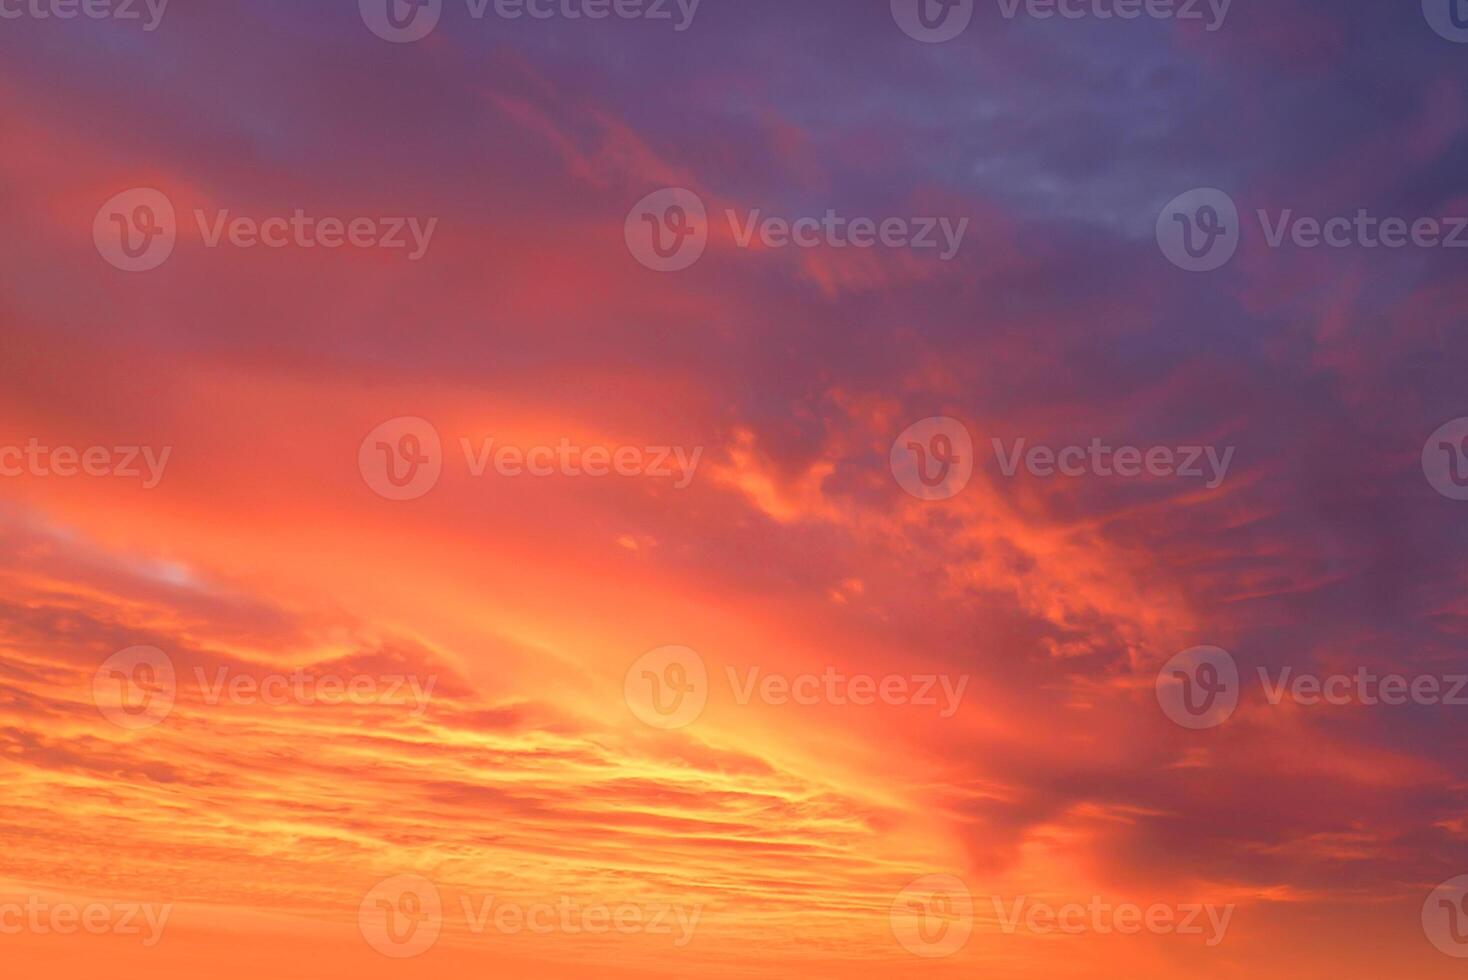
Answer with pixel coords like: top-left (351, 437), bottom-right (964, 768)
top-left (4, 1), bottom-right (1468, 976)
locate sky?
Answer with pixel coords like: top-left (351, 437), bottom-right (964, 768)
top-left (3, 0), bottom-right (1468, 976)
